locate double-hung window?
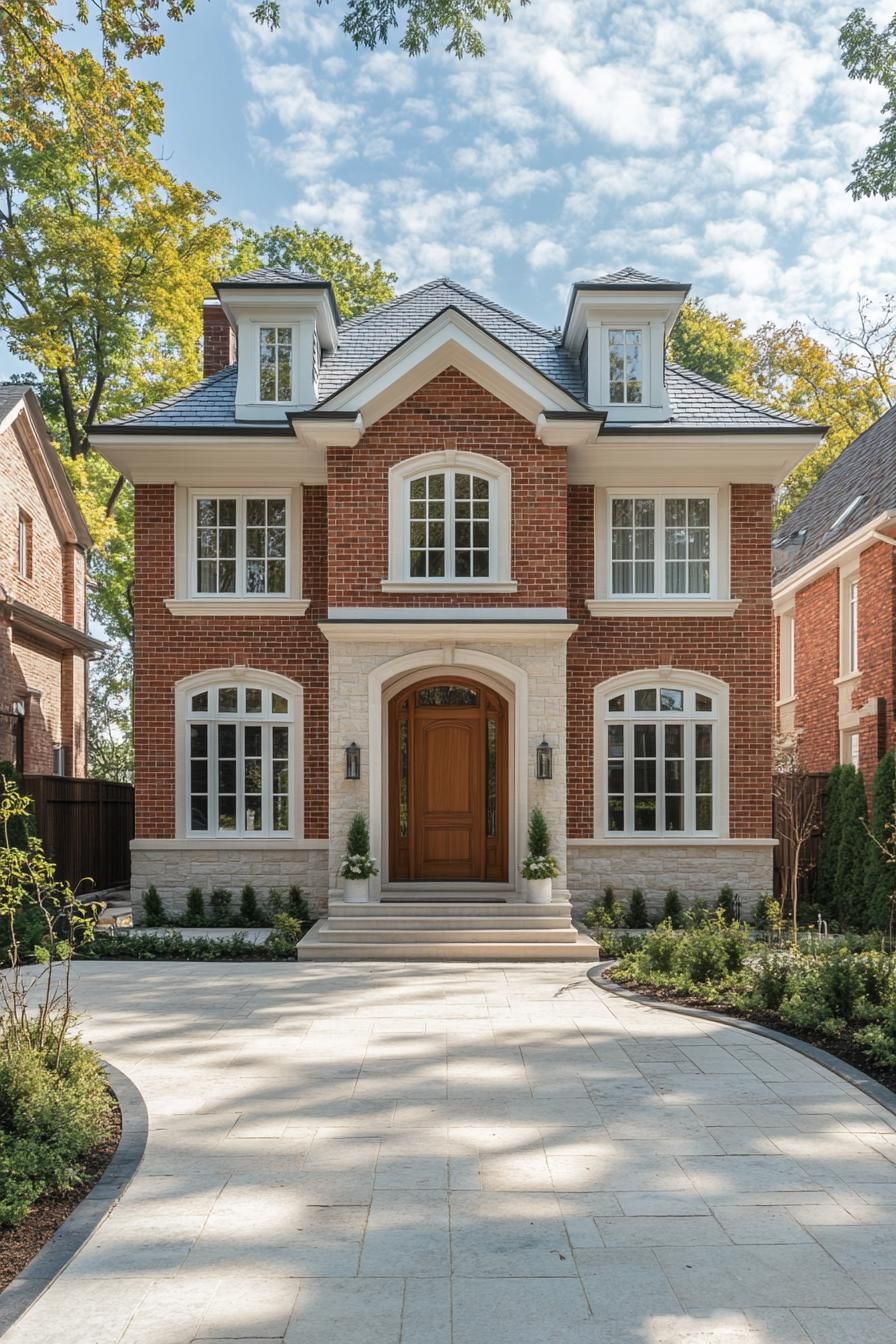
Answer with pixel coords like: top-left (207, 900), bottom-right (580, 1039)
top-left (609, 492), bottom-right (714, 598)
top-left (608, 328), bottom-right (643, 404)
top-left (259, 326), bottom-right (293, 402)
top-left (186, 681), bottom-right (293, 837)
top-left (603, 683), bottom-right (717, 836)
top-left (193, 493), bottom-right (289, 597)
top-left (17, 510), bottom-right (32, 579)
top-left (408, 470), bottom-right (493, 581)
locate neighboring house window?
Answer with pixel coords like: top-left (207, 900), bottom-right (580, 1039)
top-left (17, 511), bottom-right (32, 578)
top-left (608, 328), bottom-right (643, 404)
top-left (609, 493), bottom-right (713, 597)
top-left (599, 678), bottom-right (722, 837)
top-left (386, 451), bottom-right (514, 589)
top-left (844, 730), bottom-right (860, 770)
top-left (778, 609), bottom-right (795, 701)
top-left (409, 470), bottom-right (492, 580)
top-left (848, 577), bottom-right (859, 674)
top-left (185, 680), bottom-right (294, 837)
top-left (258, 326), bottom-right (293, 402)
top-left (192, 493), bottom-right (288, 597)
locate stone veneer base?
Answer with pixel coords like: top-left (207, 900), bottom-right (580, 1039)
top-left (567, 841), bottom-right (774, 921)
top-left (130, 844), bottom-right (330, 919)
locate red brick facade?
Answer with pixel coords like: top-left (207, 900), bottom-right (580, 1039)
top-left (567, 483), bottom-right (775, 839)
top-left (202, 302), bottom-right (236, 378)
top-left (327, 369), bottom-right (567, 609)
top-left (0, 407), bottom-right (92, 775)
top-left (783, 540), bottom-right (896, 780)
top-left (133, 484), bottom-right (329, 838)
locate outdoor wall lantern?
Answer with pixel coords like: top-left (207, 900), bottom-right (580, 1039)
top-left (535, 739), bottom-right (553, 780)
top-left (345, 742), bottom-right (361, 780)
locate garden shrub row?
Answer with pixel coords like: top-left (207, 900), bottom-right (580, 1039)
top-left (83, 913), bottom-right (306, 962)
top-left (583, 884), bottom-right (742, 932)
top-left (817, 751), bottom-right (896, 932)
top-left (141, 883), bottom-right (311, 930)
top-left (612, 921), bottom-right (896, 1072)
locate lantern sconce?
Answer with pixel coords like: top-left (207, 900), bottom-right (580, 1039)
top-left (345, 742), bottom-right (361, 780)
top-left (535, 738), bottom-right (553, 780)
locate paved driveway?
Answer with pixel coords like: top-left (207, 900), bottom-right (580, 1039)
top-left (7, 961), bottom-right (896, 1344)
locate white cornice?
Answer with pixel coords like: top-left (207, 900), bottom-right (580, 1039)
top-left (569, 434), bottom-right (824, 487)
top-left (535, 413), bottom-right (604, 447)
top-left (164, 598), bottom-right (310, 617)
top-left (772, 511), bottom-right (896, 605)
top-left (290, 414), bottom-right (363, 448)
top-left (88, 438), bottom-right (326, 486)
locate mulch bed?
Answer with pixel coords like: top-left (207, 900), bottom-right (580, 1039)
top-left (0, 1101), bottom-right (122, 1294)
top-left (606, 972), bottom-right (896, 1096)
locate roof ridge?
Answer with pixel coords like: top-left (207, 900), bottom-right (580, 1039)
top-left (337, 277), bottom-right (559, 344)
top-left (666, 361), bottom-right (814, 427)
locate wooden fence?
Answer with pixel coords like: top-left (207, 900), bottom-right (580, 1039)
top-left (22, 775), bottom-right (134, 893)
top-left (772, 771), bottom-right (827, 905)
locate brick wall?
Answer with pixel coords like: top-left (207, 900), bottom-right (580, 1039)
top-left (1, 422), bottom-right (64, 619)
top-left (790, 569), bottom-right (840, 772)
top-left (566, 483), bottom-right (775, 839)
top-left (133, 483), bottom-right (328, 838)
top-left (327, 368), bottom-right (567, 609)
top-left (202, 302), bottom-right (236, 378)
top-left (854, 541), bottom-right (896, 765)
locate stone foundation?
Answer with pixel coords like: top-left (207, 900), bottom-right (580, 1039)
top-left (130, 842), bottom-right (330, 920)
top-left (567, 841), bottom-right (775, 921)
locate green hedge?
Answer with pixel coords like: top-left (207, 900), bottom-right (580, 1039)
top-left (816, 751), bottom-right (896, 932)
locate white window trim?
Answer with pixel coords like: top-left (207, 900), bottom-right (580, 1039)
top-left (842, 728), bottom-right (860, 769)
top-left (839, 563), bottom-right (860, 678)
top-left (383, 450), bottom-right (516, 593)
top-left (777, 605), bottom-right (795, 705)
top-left (169, 486), bottom-right (309, 615)
top-left (606, 326), bottom-right (646, 406)
top-left (593, 668), bottom-right (730, 840)
top-left (175, 666), bottom-right (303, 841)
top-left (589, 487), bottom-right (733, 615)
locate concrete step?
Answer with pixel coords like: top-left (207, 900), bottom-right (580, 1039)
top-left (328, 914), bottom-right (575, 931)
top-left (328, 900), bottom-right (569, 919)
top-left (314, 924), bottom-right (580, 944)
top-left (296, 923), bottom-right (599, 962)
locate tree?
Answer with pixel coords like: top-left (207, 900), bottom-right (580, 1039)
top-left (329, 0), bottom-right (529, 57)
top-left (87, 644), bottom-right (133, 783)
top-left (773, 742), bottom-right (823, 942)
top-left (864, 749), bottom-right (896, 930)
top-left (816, 764), bottom-right (845, 913)
top-left (840, 8), bottom-right (896, 200)
top-left (240, 226), bottom-right (397, 319)
top-left (832, 765), bottom-right (868, 928)
top-left (667, 298), bottom-right (754, 389)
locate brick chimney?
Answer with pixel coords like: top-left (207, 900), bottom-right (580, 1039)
top-left (202, 299), bottom-right (236, 376)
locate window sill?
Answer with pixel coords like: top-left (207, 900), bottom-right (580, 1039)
top-left (776, 694), bottom-right (797, 708)
top-left (834, 670), bottom-right (861, 685)
top-left (573, 837), bottom-right (776, 847)
top-left (586, 599), bottom-right (741, 618)
top-left (381, 579), bottom-right (518, 594)
top-left (164, 598), bottom-right (310, 617)
top-left (132, 838), bottom-right (328, 850)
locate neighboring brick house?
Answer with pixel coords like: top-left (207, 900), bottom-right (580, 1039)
top-left (91, 266), bottom-right (824, 928)
top-left (0, 385), bottom-right (102, 775)
top-left (773, 405), bottom-right (896, 780)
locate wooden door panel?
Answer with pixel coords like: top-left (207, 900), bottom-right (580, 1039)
top-left (421, 721), bottom-right (476, 813)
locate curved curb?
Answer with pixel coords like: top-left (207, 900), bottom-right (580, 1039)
top-left (0, 1061), bottom-right (149, 1338)
top-left (588, 962), bottom-right (896, 1122)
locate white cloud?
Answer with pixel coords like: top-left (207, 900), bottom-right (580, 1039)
top-left (528, 239), bottom-right (568, 270)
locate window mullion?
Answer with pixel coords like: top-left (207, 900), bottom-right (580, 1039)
top-left (624, 719), bottom-right (633, 835)
top-left (656, 494), bottom-right (664, 598)
top-left (209, 716), bottom-right (219, 839)
top-left (685, 720), bottom-right (694, 835)
top-left (657, 713), bottom-right (665, 833)
top-left (446, 476), bottom-right (455, 581)
top-left (263, 721), bottom-right (272, 837)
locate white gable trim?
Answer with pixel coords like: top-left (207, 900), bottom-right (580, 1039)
top-left (319, 309), bottom-right (582, 425)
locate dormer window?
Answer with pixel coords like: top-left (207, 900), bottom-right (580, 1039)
top-left (608, 328), bottom-right (643, 404)
top-left (259, 326), bottom-right (293, 403)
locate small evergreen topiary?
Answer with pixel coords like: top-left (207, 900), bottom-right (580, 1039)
top-left (186, 886), bottom-right (206, 923)
top-left (600, 886), bottom-right (624, 928)
top-left (716, 885), bottom-right (738, 924)
top-left (141, 885), bottom-right (166, 926)
top-left (288, 885), bottom-right (311, 928)
top-left (817, 764), bottom-right (845, 913)
top-left (527, 806), bottom-right (551, 858)
top-left (210, 887), bottom-right (232, 924)
top-left (626, 888), bottom-right (649, 928)
top-left (688, 897), bottom-right (711, 928)
top-left (833, 766), bottom-right (868, 928)
top-left (865, 750), bottom-right (896, 931)
top-left (662, 889), bottom-right (684, 928)
top-left (267, 887), bottom-right (284, 916)
top-left (346, 812), bottom-right (370, 856)
top-left (240, 884), bottom-right (261, 925)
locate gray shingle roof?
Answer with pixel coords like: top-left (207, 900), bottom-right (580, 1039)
top-left (93, 277), bottom-right (822, 435)
top-left (215, 266), bottom-right (326, 287)
top-left (576, 266), bottom-right (690, 290)
top-left (773, 404), bottom-right (896, 584)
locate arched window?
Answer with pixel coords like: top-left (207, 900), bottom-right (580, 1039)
top-left (180, 672), bottom-right (298, 838)
top-left (596, 672), bottom-right (728, 838)
top-left (386, 451), bottom-right (514, 589)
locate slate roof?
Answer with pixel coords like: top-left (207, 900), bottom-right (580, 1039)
top-left (772, 404), bottom-right (896, 584)
top-left (214, 266), bottom-right (327, 288)
top-left (574, 266), bottom-right (690, 290)
top-left (92, 276), bottom-right (822, 436)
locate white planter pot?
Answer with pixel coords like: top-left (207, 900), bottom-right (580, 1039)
top-left (342, 878), bottom-right (369, 904)
top-left (528, 877), bottom-right (553, 905)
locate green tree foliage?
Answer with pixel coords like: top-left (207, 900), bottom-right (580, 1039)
top-left (0, 764), bottom-right (35, 849)
top-left (662, 889), bottom-right (684, 928)
top-left (325, 0), bottom-right (529, 57)
top-left (527, 806), bottom-right (551, 858)
top-left (832, 766), bottom-right (868, 928)
top-left (840, 8), bottom-right (896, 200)
top-left (667, 299), bottom-right (754, 388)
top-left (346, 812), bottom-right (371, 856)
top-left (817, 765), bottom-right (845, 913)
top-left (626, 888), bottom-right (648, 928)
top-left (865, 750), bottom-right (896, 929)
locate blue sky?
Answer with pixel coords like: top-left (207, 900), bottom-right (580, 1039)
top-left (4, 0), bottom-right (894, 374)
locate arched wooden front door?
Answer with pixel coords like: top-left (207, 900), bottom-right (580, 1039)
top-left (388, 676), bottom-right (508, 883)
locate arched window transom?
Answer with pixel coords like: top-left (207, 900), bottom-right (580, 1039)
top-left (409, 470), bottom-right (493, 580)
top-left (185, 681), bottom-right (294, 838)
top-left (601, 682), bottom-right (718, 837)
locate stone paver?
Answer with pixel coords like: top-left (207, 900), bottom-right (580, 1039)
top-left (5, 961), bottom-right (896, 1344)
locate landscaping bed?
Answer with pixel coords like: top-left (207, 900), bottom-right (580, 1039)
top-left (605, 917), bottom-right (896, 1093)
top-left (79, 926), bottom-right (307, 961)
top-left (0, 1100), bottom-right (121, 1293)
